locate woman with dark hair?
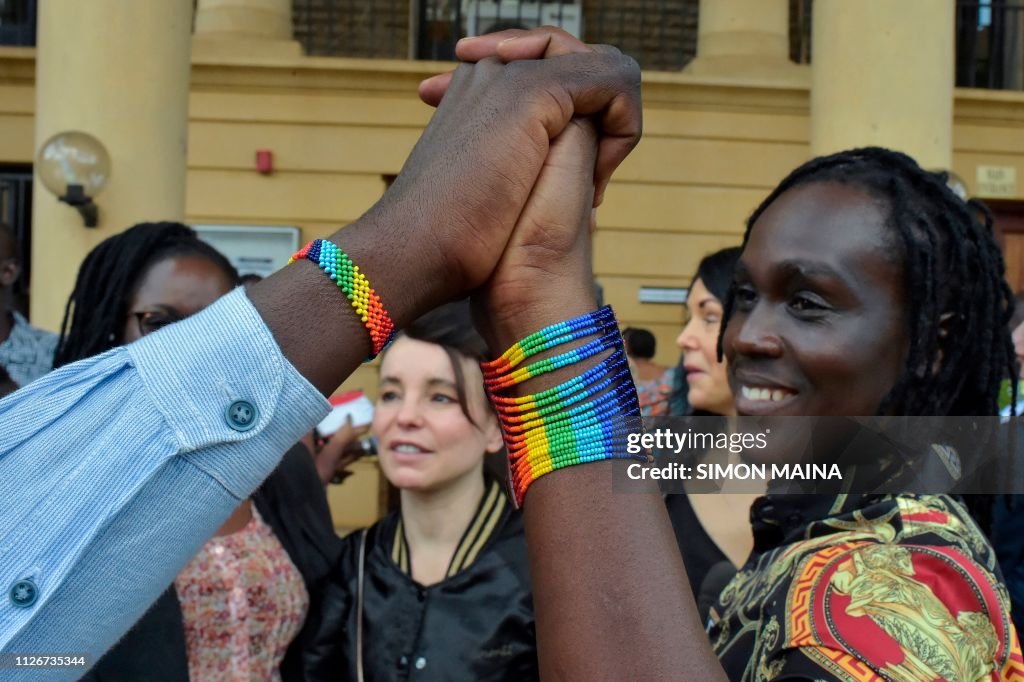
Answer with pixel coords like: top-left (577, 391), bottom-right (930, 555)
top-left (676, 246), bottom-right (742, 418)
top-left (666, 250), bottom-right (742, 418)
top-left (306, 300), bottom-right (537, 681)
top-left (57, 222), bottom-right (340, 682)
top-left (664, 246), bottom-right (759, 615)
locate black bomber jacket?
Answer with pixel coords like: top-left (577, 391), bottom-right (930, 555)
top-left (304, 479), bottom-right (538, 681)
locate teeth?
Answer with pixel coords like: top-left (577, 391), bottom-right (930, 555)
top-left (395, 444), bottom-right (426, 453)
top-left (742, 386), bottom-right (791, 402)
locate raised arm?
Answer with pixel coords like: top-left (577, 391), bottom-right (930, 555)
top-left (443, 28), bottom-right (729, 681)
top-left (248, 48), bottom-right (647, 396)
top-left (0, 36), bottom-right (656, 671)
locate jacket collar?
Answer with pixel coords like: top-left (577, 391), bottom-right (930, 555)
top-left (391, 478), bottom-right (508, 578)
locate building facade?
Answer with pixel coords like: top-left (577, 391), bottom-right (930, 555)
top-left (2, 0), bottom-right (1023, 527)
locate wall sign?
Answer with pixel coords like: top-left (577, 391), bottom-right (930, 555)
top-left (638, 286), bottom-right (688, 304)
top-left (976, 165), bottom-right (1018, 198)
top-left (193, 224), bottom-right (300, 280)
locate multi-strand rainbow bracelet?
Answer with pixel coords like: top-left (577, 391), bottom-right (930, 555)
top-left (288, 239), bottom-right (396, 360)
top-left (482, 307), bottom-right (645, 507)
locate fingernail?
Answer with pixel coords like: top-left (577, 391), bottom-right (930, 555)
top-left (457, 36), bottom-right (476, 46)
top-left (498, 37), bottom-right (519, 46)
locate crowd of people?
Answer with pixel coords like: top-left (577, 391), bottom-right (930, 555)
top-left (2, 26), bottom-right (1024, 681)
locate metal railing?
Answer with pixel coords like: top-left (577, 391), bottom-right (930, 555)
top-left (293, 0), bottom-right (411, 59)
top-left (295, 0), bottom-right (701, 71)
top-left (0, 0), bottom-right (805, 74)
top-left (957, 1), bottom-right (1024, 89)
top-left (0, 0), bottom-right (36, 47)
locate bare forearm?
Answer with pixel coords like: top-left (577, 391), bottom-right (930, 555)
top-left (246, 217), bottom-right (441, 396)
top-left (525, 467), bottom-right (726, 680)
top-left (492, 295), bottom-right (726, 680)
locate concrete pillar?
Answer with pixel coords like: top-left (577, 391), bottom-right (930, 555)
top-left (31, 0), bottom-right (193, 330)
top-left (193, 0), bottom-right (301, 59)
top-left (811, 0), bottom-right (954, 169)
top-left (686, 0), bottom-right (805, 80)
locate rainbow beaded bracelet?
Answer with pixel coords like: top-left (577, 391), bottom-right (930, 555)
top-left (482, 307), bottom-right (645, 507)
top-left (482, 306), bottom-right (618, 374)
top-left (289, 239), bottom-right (396, 360)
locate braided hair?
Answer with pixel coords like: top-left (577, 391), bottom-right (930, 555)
top-left (53, 222), bottom-right (238, 368)
top-left (720, 147), bottom-right (1016, 417)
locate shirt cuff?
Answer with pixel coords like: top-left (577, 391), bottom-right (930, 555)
top-left (128, 287), bottom-right (330, 496)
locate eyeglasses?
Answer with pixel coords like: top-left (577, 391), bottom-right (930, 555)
top-left (130, 310), bottom-right (184, 337)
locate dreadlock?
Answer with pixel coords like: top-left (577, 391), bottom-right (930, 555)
top-left (720, 147), bottom-right (1016, 418)
top-left (53, 222), bottom-right (238, 368)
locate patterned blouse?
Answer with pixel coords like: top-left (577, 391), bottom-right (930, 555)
top-left (635, 368), bottom-right (674, 417)
top-left (709, 494), bottom-right (1023, 681)
top-left (175, 505), bottom-right (309, 681)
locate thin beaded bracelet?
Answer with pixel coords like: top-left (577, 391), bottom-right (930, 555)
top-left (482, 306), bottom-right (618, 374)
top-left (500, 367), bottom-right (634, 430)
top-left (503, 381), bottom-right (639, 439)
top-left (482, 308), bottom-right (645, 507)
top-left (484, 330), bottom-right (626, 391)
top-left (510, 417), bottom-right (640, 498)
top-left (289, 239), bottom-right (396, 360)
top-left (489, 347), bottom-right (628, 407)
top-left (492, 349), bottom-right (634, 434)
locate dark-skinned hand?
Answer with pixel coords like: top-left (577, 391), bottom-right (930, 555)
top-left (414, 27), bottom-right (630, 346)
top-left (358, 27), bottom-right (640, 316)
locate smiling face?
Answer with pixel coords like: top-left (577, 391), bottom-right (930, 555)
top-left (676, 278), bottom-right (735, 415)
top-left (122, 256), bottom-right (235, 344)
top-left (723, 182), bottom-right (909, 417)
top-left (374, 336), bottom-right (503, 493)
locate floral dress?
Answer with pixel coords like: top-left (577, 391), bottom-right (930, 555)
top-left (175, 505), bottom-right (309, 681)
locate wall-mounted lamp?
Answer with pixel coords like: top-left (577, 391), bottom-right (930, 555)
top-left (35, 131), bottom-right (111, 228)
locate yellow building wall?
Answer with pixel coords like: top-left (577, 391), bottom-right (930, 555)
top-left (5, 46), bottom-right (1024, 528)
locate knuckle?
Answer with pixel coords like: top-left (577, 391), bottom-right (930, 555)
top-left (504, 59), bottom-right (531, 84)
top-left (617, 52), bottom-right (641, 79)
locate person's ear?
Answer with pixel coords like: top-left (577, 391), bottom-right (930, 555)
top-left (482, 410), bottom-right (505, 455)
top-left (0, 259), bottom-right (20, 288)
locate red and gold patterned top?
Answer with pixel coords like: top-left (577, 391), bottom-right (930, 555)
top-left (175, 506), bottom-right (309, 681)
top-left (709, 494), bottom-right (1023, 681)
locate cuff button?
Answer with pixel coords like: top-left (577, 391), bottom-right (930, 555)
top-left (226, 400), bottom-right (259, 432)
top-left (10, 579), bottom-right (38, 608)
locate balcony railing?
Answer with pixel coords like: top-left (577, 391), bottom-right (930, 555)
top-left (0, 1), bottom-right (1016, 90)
top-left (957, 1), bottom-right (1024, 89)
top-left (294, 0), bottom-right (700, 71)
top-left (0, 0), bottom-right (35, 47)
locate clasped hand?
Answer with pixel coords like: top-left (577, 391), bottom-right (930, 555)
top-left (374, 28), bottom-right (642, 348)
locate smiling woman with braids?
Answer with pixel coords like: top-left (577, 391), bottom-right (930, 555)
top-left (687, 147), bottom-right (1024, 680)
top-left (55, 222), bottom-right (340, 682)
top-left (501, 141), bottom-right (1024, 680)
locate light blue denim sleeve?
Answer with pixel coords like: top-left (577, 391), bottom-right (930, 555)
top-left (0, 287), bottom-right (329, 679)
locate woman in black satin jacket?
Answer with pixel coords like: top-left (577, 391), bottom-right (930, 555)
top-left (305, 302), bottom-right (537, 681)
